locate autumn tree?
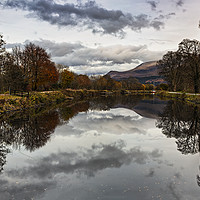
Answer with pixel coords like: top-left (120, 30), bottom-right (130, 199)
top-left (22, 43), bottom-right (58, 91)
top-left (145, 84), bottom-right (155, 90)
top-left (60, 68), bottom-right (74, 88)
top-left (121, 78), bottom-right (142, 90)
top-left (156, 83), bottom-right (168, 91)
top-left (38, 60), bottom-right (59, 90)
top-left (72, 74), bottom-right (92, 89)
top-left (92, 76), bottom-right (108, 90)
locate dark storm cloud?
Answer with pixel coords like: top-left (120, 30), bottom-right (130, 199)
top-left (1, 0), bottom-right (166, 37)
top-left (146, 0), bottom-right (159, 11)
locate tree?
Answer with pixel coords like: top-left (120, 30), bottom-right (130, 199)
top-left (157, 51), bottom-right (183, 91)
top-left (73, 74), bottom-right (91, 89)
top-left (0, 35), bottom-right (6, 92)
top-left (38, 61), bottom-right (59, 90)
top-left (121, 77), bottom-right (142, 90)
top-left (60, 68), bottom-right (74, 88)
top-left (156, 83), bottom-right (168, 91)
top-left (178, 39), bottom-right (200, 93)
top-left (92, 76), bottom-right (108, 90)
top-left (2, 52), bottom-right (24, 94)
top-left (22, 43), bottom-right (57, 91)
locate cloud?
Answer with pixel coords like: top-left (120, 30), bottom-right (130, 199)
top-left (1, 0), bottom-right (168, 37)
top-left (28, 39), bottom-right (84, 57)
top-left (176, 0), bottom-right (184, 7)
top-left (34, 40), bottom-right (164, 72)
top-left (147, 1), bottom-right (159, 11)
top-left (6, 39), bottom-right (165, 74)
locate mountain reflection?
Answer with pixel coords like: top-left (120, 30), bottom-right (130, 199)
top-left (89, 95), bottom-right (167, 119)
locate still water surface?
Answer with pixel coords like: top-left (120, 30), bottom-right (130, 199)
top-left (0, 96), bottom-right (200, 200)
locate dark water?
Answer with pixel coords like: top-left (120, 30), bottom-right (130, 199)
top-left (0, 95), bottom-right (200, 200)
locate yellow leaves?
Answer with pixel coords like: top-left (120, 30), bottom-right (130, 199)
top-left (61, 69), bottom-right (74, 88)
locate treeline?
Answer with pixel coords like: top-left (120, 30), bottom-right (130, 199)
top-left (158, 38), bottom-right (200, 93)
top-left (0, 34), bottom-right (162, 94)
top-left (0, 35), bottom-right (59, 93)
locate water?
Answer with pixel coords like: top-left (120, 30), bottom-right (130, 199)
top-left (0, 95), bottom-right (200, 200)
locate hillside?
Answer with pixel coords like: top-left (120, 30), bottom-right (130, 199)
top-left (106, 61), bottom-right (164, 84)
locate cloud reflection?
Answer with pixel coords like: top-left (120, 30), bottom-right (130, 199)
top-left (58, 108), bottom-right (155, 137)
top-left (0, 139), bottom-right (163, 199)
top-left (6, 140), bottom-right (163, 179)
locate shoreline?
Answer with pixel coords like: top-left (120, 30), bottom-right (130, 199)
top-left (1, 89), bottom-right (200, 115)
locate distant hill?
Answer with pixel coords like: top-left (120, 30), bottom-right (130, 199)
top-left (106, 61), bottom-right (164, 85)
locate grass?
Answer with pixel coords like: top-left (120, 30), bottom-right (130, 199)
top-left (0, 91), bottom-right (72, 114)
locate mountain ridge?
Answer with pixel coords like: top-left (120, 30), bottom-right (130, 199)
top-left (106, 61), bottom-right (164, 84)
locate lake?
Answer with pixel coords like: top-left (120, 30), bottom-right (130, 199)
top-left (0, 95), bottom-right (200, 200)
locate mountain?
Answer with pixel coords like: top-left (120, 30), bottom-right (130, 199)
top-left (106, 61), bottom-right (164, 84)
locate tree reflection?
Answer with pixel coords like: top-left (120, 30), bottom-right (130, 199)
top-left (0, 110), bottom-right (60, 172)
top-left (0, 101), bottom-right (94, 172)
top-left (0, 110), bottom-right (60, 151)
top-left (59, 101), bottom-right (90, 122)
top-left (0, 142), bottom-right (10, 172)
top-left (156, 101), bottom-right (200, 154)
top-left (156, 100), bottom-right (200, 187)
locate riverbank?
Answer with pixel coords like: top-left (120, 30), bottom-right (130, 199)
top-left (0, 89), bottom-right (159, 115)
top-left (2, 89), bottom-right (199, 115)
top-left (156, 91), bottom-right (200, 105)
top-left (0, 91), bottom-right (70, 115)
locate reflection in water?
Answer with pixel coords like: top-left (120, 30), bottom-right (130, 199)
top-left (1, 96), bottom-right (200, 199)
top-left (6, 140), bottom-right (162, 178)
top-left (0, 101), bottom-right (91, 173)
top-left (0, 110), bottom-right (59, 172)
top-left (156, 101), bottom-right (200, 154)
top-left (156, 100), bottom-right (200, 188)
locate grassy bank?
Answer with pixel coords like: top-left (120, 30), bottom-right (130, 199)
top-left (0, 89), bottom-right (116, 115)
top-left (156, 91), bottom-right (200, 105)
top-left (0, 91), bottom-right (71, 115)
top-left (3, 89), bottom-right (197, 115)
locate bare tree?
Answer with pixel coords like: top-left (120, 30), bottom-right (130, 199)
top-left (157, 51), bottom-right (183, 91)
top-left (178, 39), bottom-right (200, 93)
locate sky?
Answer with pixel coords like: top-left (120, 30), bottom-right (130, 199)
top-left (0, 0), bottom-right (200, 75)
